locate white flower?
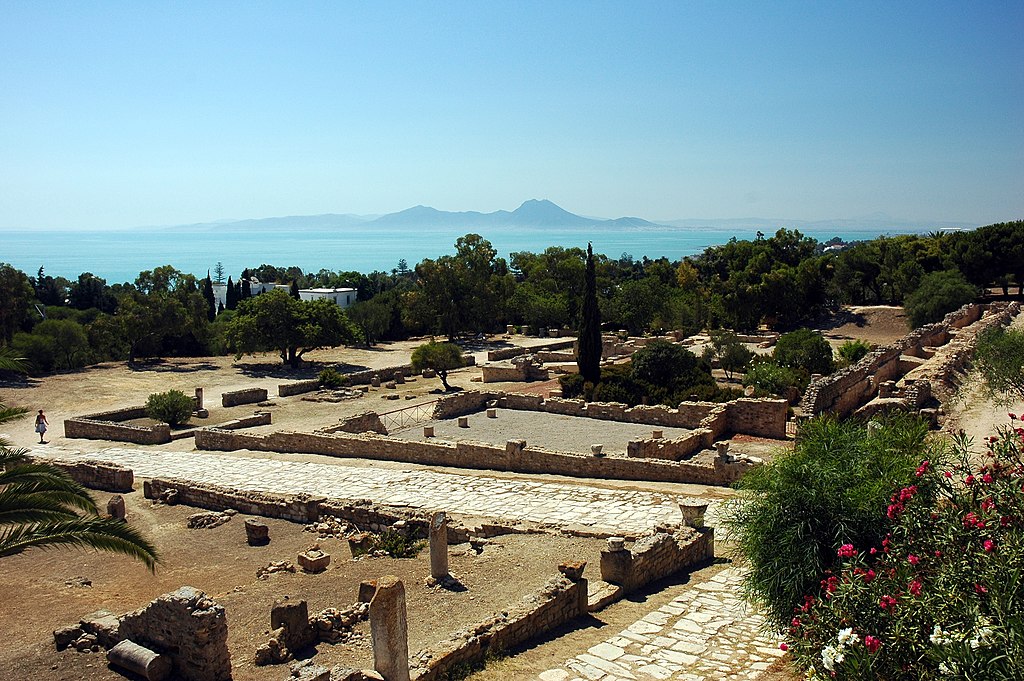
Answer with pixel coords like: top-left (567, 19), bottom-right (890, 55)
top-left (930, 624), bottom-right (952, 646)
top-left (836, 627), bottom-right (859, 647)
top-left (821, 644), bottom-right (845, 672)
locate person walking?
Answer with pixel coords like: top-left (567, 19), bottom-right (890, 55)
top-left (34, 409), bottom-right (49, 444)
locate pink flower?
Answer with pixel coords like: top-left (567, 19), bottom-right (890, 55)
top-left (864, 635), bottom-right (882, 653)
top-left (870, 547), bottom-right (878, 555)
top-left (864, 569), bottom-right (876, 583)
top-left (879, 595), bottom-right (898, 611)
top-left (779, 642), bottom-right (789, 651)
top-left (984, 539), bottom-right (995, 552)
top-left (975, 583), bottom-right (988, 594)
top-left (944, 471), bottom-right (953, 479)
top-left (908, 554), bottom-right (920, 565)
top-left (909, 580), bottom-right (922, 596)
top-left (983, 473), bottom-right (994, 484)
top-left (915, 460), bottom-right (930, 477)
top-left (837, 544), bottom-right (856, 558)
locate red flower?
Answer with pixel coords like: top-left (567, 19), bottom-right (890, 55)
top-left (779, 643), bottom-right (789, 651)
top-left (864, 569), bottom-right (876, 583)
top-left (864, 635), bottom-right (882, 653)
top-left (975, 583), bottom-right (988, 594)
top-left (837, 544), bottom-right (856, 558)
top-left (1009, 413), bottom-right (1017, 420)
top-left (915, 460), bottom-right (930, 477)
top-left (908, 554), bottom-right (920, 566)
top-left (984, 539), bottom-right (995, 552)
top-left (982, 473), bottom-right (994, 484)
top-left (879, 595), bottom-right (898, 611)
top-left (909, 580), bottom-right (922, 596)
top-left (944, 471), bottom-right (953, 479)
top-left (966, 475), bottom-right (976, 485)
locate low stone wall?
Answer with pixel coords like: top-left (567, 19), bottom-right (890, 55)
top-left (627, 429), bottom-right (711, 461)
top-left (319, 411), bottom-right (388, 435)
top-left (486, 340), bottom-right (575, 362)
top-left (117, 587), bottom-right (232, 681)
top-left (64, 406), bottom-right (171, 445)
top-left (195, 427), bottom-right (751, 486)
top-left (34, 457), bottom-right (135, 492)
top-left (278, 379), bottom-right (321, 397)
top-left (141, 478), bottom-right (471, 543)
top-left (221, 387), bottom-right (268, 407)
top-left (215, 411), bottom-right (272, 430)
top-left (410, 571), bottom-right (587, 681)
top-left (460, 391), bottom-right (785, 439)
top-left (600, 527), bottom-right (714, 594)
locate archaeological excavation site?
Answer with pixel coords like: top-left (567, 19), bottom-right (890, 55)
top-left (1, 300), bottom-right (1018, 681)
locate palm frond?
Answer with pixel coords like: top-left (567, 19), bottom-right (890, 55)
top-left (0, 518), bottom-right (159, 572)
top-left (0, 406), bottom-right (29, 426)
top-left (0, 444), bottom-right (30, 466)
top-left (0, 348), bottom-right (27, 373)
top-left (0, 490), bottom-right (81, 525)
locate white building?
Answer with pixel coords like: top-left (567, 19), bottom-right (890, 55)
top-left (211, 280), bottom-right (357, 310)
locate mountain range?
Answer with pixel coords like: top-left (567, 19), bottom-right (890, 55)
top-left (174, 199), bottom-right (975, 233)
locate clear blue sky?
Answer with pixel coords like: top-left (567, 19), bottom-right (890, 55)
top-left (1, 1), bottom-right (1021, 230)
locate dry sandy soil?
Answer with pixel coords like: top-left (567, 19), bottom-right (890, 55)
top-left (0, 306), bottom-right (1001, 681)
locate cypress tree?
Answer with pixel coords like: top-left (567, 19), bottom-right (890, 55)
top-left (226, 276), bottom-right (237, 310)
top-left (289, 279), bottom-right (301, 299)
top-left (577, 242), bottom-right (602, 384)
top-left (241, 269), bottom-right (252, 300)
top-left (201, 272), bottom-right (216, 321)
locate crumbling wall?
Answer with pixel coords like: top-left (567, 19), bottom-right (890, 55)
top-left (410, 572), bottom-right (587, 681)
top-left (432, 391), bottom-right (495, 420)
top-left (215, 411), bottom-right (272, 430)
top-left (221, 387), bottom-right (268, 407)
top-left (278, 379), bottom-right (321, 397)
top-left (34, 457), bottom-right (134, 492)
top-left (116, 587), bottom-right (231, 681)
top-left (320, 411), bottom-right (388, 435)
top-left (600, 527), bottom-right (714, 594)
top-left (626, 430), bottom-right (709, 461)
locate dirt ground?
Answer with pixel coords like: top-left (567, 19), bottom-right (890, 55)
top-left (813, 305), bottom-right (910, 348)
top-left (0, 490), bottom-right (605, 681)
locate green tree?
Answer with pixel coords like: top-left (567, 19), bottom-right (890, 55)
top-left (577, 243), bottom-right (602, 384)
top-left (742, 360), bottom-right (800, 396)
top-left (347, 299), bottom-right (391, 346)
top-left (709, 330), bottom-right (754, 381)
top-left (904, 269), bottom-right (978, 329)
top-left (201, 273), bottom-right (216, 322)
top-left (146, 389), bottom-right (194, 426)
top-left (289, 279), bottom-right (300, 300)
top-left (774, 328), bottom-right (834, 376)
top-left (974, 326), bottom-right (1024, 405)
top-left (836, 338), bottom-right (873, 366)
top-left (630, 340), bottom-right (714, 403)
top-left (226, 289), bottom-right (360, 367)
top-left (212, 262), bottom-right (225, 285)
top-left (67, 272), bottom-right (116, 313)
top-left (0, 263), bottom-right (33, 344)
top-left (34, 319), bottom-right (90, 370)
top-left (410, 341), bottom-right (464, 391)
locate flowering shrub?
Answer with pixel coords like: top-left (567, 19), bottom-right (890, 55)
top-left (784, 420), bottom-right (1024, 679)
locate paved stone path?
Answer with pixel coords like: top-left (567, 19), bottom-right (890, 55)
top-left (30, 445), bottom-right (726, 535)
top-left (539, 567), bottom-right (783, 681)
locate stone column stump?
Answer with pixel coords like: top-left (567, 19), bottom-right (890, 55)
top-left (429, 512), bottom-right (449, 581)
top-left (107, 495), bottom-right (126, 521)
top-left (245, 518), bottom-right (270, 546)
top-left (370, 576), bottom-right (410, 681)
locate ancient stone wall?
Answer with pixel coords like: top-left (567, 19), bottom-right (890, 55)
top-left (34, 457), bottom-right (135, 492)
top-left (626, 430), bottom-right (709, 461)
top-left (726, 398), bottom-right (788, 438)
top-left (319, 411), bottom-right (388, 435)
top-left (486, 339), bottom-right (574, 362)
top-left (117, 586), bottom-right (231, 681)
top-left (220, 387), bottom-right (268, 407)
top-left (600, 528), bottom-right (714, 594)
top-left (410, 572), bottom-right (587, 681)
top-left (64, 406), bottom-right (171, 445)
top-left (432, 391), bottom-right (493, 420)
top-left (804, 302), bottom-right (1019, 417)
top-left (195, 427), bottom-right (749, 486)
top-left (278, 379), bottom-right (321, 397)
top-left (215, 411), bottom-right (272, 430)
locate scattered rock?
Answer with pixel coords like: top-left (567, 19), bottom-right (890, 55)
top-left (186, 511), bottom-right (233, 529)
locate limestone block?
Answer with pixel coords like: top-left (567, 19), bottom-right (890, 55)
top-left (369, 576), bottom-right (410, 681)
top-left (245, 518), bottom-right (270, 546)
top-left (107, 495), bottom-right (126, 521)
top-left (271, 599), bottom-right (316, 652)
top-left (429, 512), bottom-right (449, 580)
top-left (297, 549), bottom-right (331, 573)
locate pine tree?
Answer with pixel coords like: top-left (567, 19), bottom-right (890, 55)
top-left (577, 242), bottom-right (602, 384)
top-left (225, 276), bottom-right (237, 310)
top-left (212, 261), bottom-right (225, 285)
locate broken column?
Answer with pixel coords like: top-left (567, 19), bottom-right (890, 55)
top-left (370, 576), bottom-right (410, 681)
top-left (429, 512), bottom-right (449, 581)
top-left (245, 518), bottom-right (270, 546)
top-left (107, 495), bottom-right (126, 521)
top-left (600, 537), bottom-right (632, 585)
top-left (107, 640), bottom-right (172, 681)
top-left (457, 416), bottom-right (469, 428)
top-left (194, 387), bottom-right (204, 410)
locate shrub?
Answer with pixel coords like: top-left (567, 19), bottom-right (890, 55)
top-left (836, 339), bottom-right (873, 366)
top-left (372, 528), bottom-right (425, 558)
top-left (558, 373), bottom-right (585, 399)
top-left (742, 360), bottom-right (802, 396)
top-left (318, 367), bottom-right (348, 388)
top-left (146, 389), bottom-right (194, 426)
top-left (974, 326), bottom-right (1024, 405)
top-left (904, 269), bottom-right (978, 329)
top-left (781, 424), bottom-right (1024, 679)
top-left (723, 415), bottom-right (929, 630)
top-left (774, 328), bottom-right (834, 376)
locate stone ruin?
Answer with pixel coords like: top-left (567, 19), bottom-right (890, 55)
top-left (54, 586), bottom-right (231, 681)
top-left (255, 595), bottom-right (370, 668)
top-left (480, 353), bottom-right (550, 383)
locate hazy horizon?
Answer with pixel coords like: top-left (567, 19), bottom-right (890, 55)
top-left (2, 2), bottom-right (1022, 231)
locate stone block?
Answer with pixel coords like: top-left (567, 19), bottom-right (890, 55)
top-left (245, 518), bottom-right (270, 546)
top-left (107, 640), bottom-right (172, 681)
top-left (107, 495), bottom-right (126, 521)
top-left (297, 549), bottom-right (331, 573)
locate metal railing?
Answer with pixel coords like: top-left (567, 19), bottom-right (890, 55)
top-left (378, 400), bottom-right (438, 432)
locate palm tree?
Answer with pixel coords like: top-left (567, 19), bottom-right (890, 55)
top-left (0, 351), bottom-right (159, 570)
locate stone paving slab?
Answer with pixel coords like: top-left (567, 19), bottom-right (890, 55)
top-left (29, 445), bottom-right (722, 536)
top-left (539, 567), bottom-right (783, 681)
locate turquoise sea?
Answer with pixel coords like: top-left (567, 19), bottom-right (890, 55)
top-left (1, 223), bottom-right (932, 283)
